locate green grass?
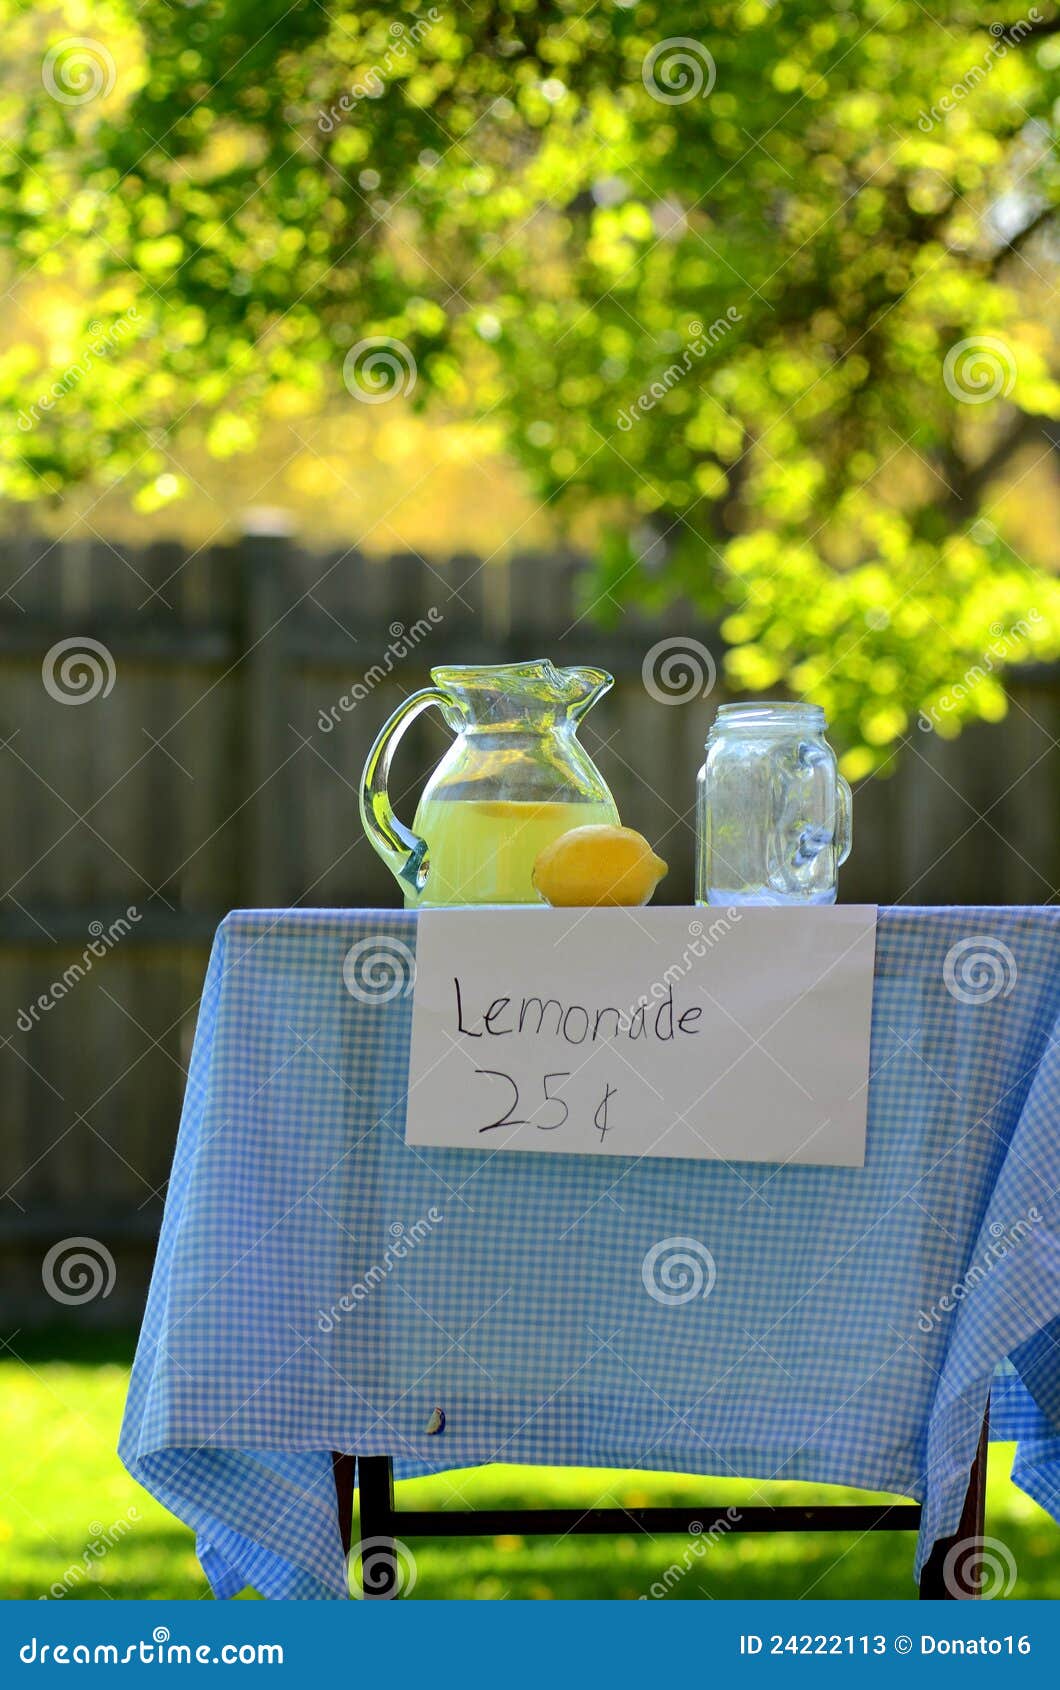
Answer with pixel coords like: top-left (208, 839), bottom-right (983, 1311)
top-left (2, 1336), bottom-right (1057, 1600)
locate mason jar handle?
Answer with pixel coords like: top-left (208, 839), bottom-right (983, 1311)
top-left (836, 773), bottom-right (853, 866)
top-left (359, 687), bottom-right (452, 897)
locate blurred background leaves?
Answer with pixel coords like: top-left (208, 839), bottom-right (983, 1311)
top-left (2, 0), bottom-right (1060, 769)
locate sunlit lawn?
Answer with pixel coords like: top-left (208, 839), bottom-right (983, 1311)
top-left (3, 1335), bottom-right (1056, 1601)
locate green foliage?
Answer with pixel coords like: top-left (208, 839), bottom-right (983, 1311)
top-left (3, 1), bottom-right (1060, 766)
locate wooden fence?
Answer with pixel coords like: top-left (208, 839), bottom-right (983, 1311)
top-left (1, 522), bottom-right (1057, 1324)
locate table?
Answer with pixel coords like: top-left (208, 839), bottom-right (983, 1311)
top-left (120, 907), bottom-right (1060, 1600)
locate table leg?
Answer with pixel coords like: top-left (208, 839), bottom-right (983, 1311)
top-left (357, 1455), bottom-right (399, 1600)
top-left (918, 1409), bottom-right (989, 1599)
top-left (331, 1452), bottom-right (355, 1559)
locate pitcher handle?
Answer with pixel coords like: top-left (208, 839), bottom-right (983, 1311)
top-left (836, 773), bottom-right (853, 866)
top-left (359, 687), bottom-right (452, 897)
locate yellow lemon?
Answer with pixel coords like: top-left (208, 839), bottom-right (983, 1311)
top-left (532, 825), bottom-right (668, 908)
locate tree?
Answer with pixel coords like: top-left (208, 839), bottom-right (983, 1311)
top-left (3, 0), bottom-right (1060, 770)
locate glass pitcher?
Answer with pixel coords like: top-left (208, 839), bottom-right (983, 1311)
top-left (360, 660), bottom-right (620, 906)
top-left (696, 702), bottom-right (852, 906)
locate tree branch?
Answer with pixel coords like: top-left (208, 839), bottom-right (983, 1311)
top-left (946, 411), bottom-right (1060, 517)
top-left (993, 13), bottom-right (1060, 43)
top-left (991, 202), bottom-right (1058, 268)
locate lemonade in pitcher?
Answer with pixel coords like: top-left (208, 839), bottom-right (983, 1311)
top-left (360, 661), bottom-right (620, 906)
top-left (411, 796), bottom-right (618, 906)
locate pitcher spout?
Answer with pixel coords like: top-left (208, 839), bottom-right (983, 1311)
top-left (563, 665), bottom-right (613, 721)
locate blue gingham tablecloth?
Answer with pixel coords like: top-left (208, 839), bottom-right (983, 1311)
top-left (119, 907), bottom-right (1060, 1600)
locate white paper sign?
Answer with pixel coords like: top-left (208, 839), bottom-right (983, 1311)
top-left (405, 906), bottom-right (878, 1168)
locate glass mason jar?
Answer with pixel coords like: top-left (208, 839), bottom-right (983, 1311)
top-left (696, 702), bottom-right (852, 906)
